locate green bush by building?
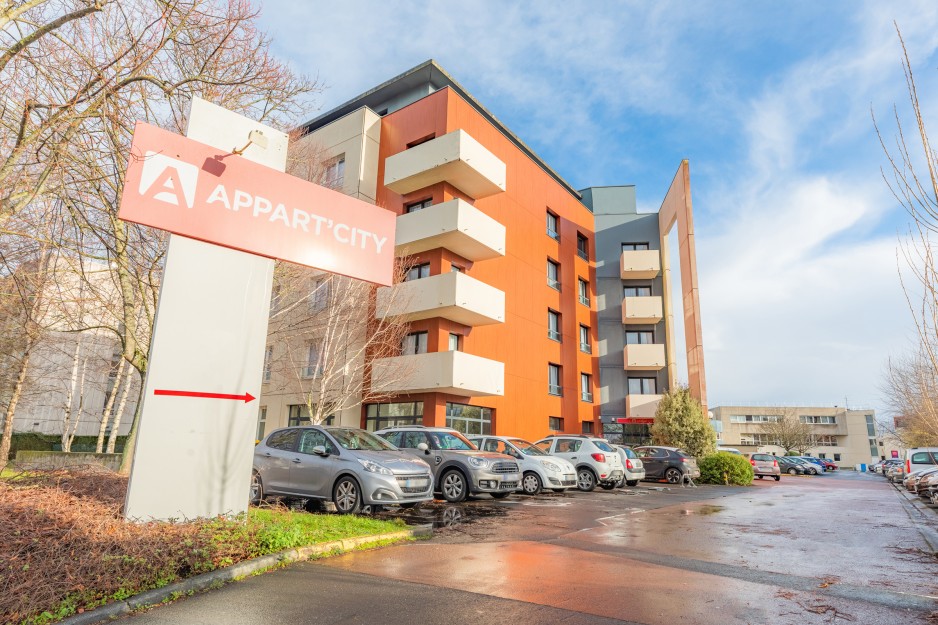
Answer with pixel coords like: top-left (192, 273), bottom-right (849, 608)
top-left (698, 451), bottom-right (754, 485)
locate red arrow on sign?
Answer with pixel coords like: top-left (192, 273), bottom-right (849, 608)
top-left (154, 389), bottom-right (255, 403)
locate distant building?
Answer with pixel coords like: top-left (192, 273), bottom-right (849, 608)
top-left (711, 405), bottom-right (880, 467)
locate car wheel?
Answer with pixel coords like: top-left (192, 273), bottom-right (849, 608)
top-left (576, 468), bottom-right (597, 492)
top-left (665, 467), bottom-right (683, 484)
top-left (441, 469), bottom-right (468, 503)
top-left (521, 472), bottom-right (542, 495)
top-left (788, 468), bottom-right (797, 475)
top-left (249, 471), bottom-right (263, 505)
top-left (809, 468), bottom-right (818, 475)
top-left (774, 476), bottom-right (781, 482)
top-left (626, 480), bottom-right (639, 487)
top-left (491, 491), bottom-right (512, 499)
top-left (332, 476), bottom-right (362, 514)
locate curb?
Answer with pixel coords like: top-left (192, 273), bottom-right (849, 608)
top-left (892, 484), bottom-right (938, 553)
top-left (58, 523), bottom-right (432, 625)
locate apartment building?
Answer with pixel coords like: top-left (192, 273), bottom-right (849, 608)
top-left (258, 60), bottom-right (706, 443)
top-left (711, 405), bottom-right (880, 467)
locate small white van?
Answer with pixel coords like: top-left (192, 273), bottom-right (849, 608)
top-left (905, 448), bottom-right (938, 475)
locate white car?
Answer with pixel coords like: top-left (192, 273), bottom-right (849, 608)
top-left (469, 435), bottom-right (577, 495)
top-left (534, 435), bottom-right (625, 491)
top-left (612, 444), bottom-right (646, 487)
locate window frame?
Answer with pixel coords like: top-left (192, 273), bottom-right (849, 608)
top-left (547, 258), bottom-right (561, 290)
top-left (546, 210), bottom-right (560, 241)
top-left (402, 331), bottom-right (429, 355)
top-left (547, 309), bottom-right (562, 342)
top-left (579, 324), bottom-right (591, 353)
top-left (577, 277), bottom-right (589, 306)
top-left (576, 233), bottom-right (589, 260)
top-left (580, 373), bottom-right (593, 402)
top-left (548, 363), bottom-right (563, 396)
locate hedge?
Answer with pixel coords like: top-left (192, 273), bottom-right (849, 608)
top-left (698, 451), bottom-right (754, 485)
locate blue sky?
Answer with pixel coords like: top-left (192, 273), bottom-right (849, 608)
top-left (256, 1), bottom-right (938, 416)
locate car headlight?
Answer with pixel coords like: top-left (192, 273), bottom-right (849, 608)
top-left (468, 457), bottom-right (490, 469)
top-left (542, 461), bottom-right (561, 472)
top-left (357, 458), bottom-right (393, 475)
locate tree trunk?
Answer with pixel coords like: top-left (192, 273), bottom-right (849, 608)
top-left (96, 357), bottom-right (126, 453)
top-left (0, 350), bottom-right (30, 473)
top-left (61, 336), bottom-right (83, 452)
top-left (106, 365), bottom-right (134, 454)
top-left (117, 380), bottom-right (143, 473)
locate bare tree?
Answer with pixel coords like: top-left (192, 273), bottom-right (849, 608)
top-left (758, 410), bottom-right (815, 455)
top-left (266, 259), bottom-right (414, 426)
top-left (882, 351), bottom-right (938, 447)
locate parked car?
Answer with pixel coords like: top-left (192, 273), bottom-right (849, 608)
top-left (634, 446), bottom-right (701, 484)
top-left (905, 448), bottom-right (938, 476)
top-left (533, 435), bottom-right (625, 491)
top-left (886, 462), bottom-right (906, 483)
top-left (468, 435), bottom-right (577, 495)
top-left (251, 426), bottom-right (434, 514)
top-left (795, 457), bottom-right (827, 473)
top-left (914, 468), bottom-right (938, 497)
top-left (612, 445), bottom-right (646, 487)
top-left (905, 466), bottom-right (938, 493)
top-left (776, 456), bottom-right (806, 475)
top-left (817, 458), bottom-right (838, 471)
top-left (376, 426), bottom-right (520, 502)
top-left (747, 453), bottom-right (781, 481)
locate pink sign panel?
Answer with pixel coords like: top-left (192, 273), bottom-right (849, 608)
top-left (118, 122), bottom-right (396, 285)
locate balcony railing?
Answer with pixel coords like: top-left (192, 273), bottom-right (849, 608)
top-left (376, 272), bottom-right (505, 327)
top-left (620, 249), bottom-right (661, 279)
top-left (548, 329), bottom-right (561, 342)
top-left (580, 342), bottom-right (592, 354)
top-left (371, 351), bottom-right (504, 397)
top-left (394, 198), bottom-right (506, 261)
top-left (384, 130), bottom-right (506, 199)
top-left (581, 391), bottom-right (593, 403)
top-left (623, 344), bottom-right (667, 371)
top-left (577, 248), bottom-right (588, 261)
top-left (547, 228), bottom-right (560, 241)
top-left (547, 278), bottom-right (561, 291)
top-left (578, 295), bottom-right (590, 307)
top-left (622, 296), bottom-right (663, 325)
top-left (548, 384), bottom-right (563, 396)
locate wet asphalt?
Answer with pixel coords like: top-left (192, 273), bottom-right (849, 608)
top-left (121, 471), bottom-right (938, 625)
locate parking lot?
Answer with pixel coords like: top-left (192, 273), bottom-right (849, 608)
top-left (124, 471), bottom-right (938, 625)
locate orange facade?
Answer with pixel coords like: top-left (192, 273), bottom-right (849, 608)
top-left (368, 87), bottom-right (599, 442)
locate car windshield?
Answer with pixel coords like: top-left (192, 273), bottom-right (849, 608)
top-left (593, 440), bottom-right (614, 452)
top-left (329, 428), bottom-right (396, 451)
top-left (508, 438), bottom-right (547, 456)
top-left (429, 431), bottom-right (475, 451)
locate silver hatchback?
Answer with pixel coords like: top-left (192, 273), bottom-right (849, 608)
top-left (251, 426), bottom-right (434, 514)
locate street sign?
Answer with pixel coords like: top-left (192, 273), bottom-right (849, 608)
top-left (617, 418), bottom-right (655, 424)
top-left (118, 122), bottom-right (396, 285)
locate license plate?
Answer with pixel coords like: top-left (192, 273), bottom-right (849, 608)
top-left (403, 479), bottom-right (427, 488)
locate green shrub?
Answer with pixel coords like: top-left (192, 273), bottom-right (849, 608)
top-left (698, 452), bottom-right (754, 485)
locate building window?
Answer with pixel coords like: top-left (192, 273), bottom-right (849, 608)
top-left (628, 377), bottom-right (657, 395)
top-left (405, 198), bottom-right (433, 213)
top-left (800, 415), bottom-right (837, 424)
top-left (303, 341), bottom-right (324, 378)
top-left (833, 453), bottom-right (842, 462)
top-left (865, 414), bottom-right (877, 437)
top-left (622, 242), bottom-right (650, 251)
top-left (263, 345), bottom-right (273, 382)
top-left (448, 333), bottom-right (462, 351)
top-left (579, 325), bottom-right (591, 353)
top-left (582, 420), bottom-right (594, 434)
top-left (405, 263), bottom-right (430, 281)
top-left (256, 407), bottom-right (267, 441)
top-left (740, 433), bottom-right (779, 446)
top-left (309, 277), bottom-right (329, 312)
top-left (547, 259), bottom-right (561, 290)
top-left (365, 401), bottom-right (423, 431)
top-left (324, 155), bottom-right (345, 189)
top-left (577, 234), bottom-right (588, 260)
top-left (402, 331), bottom-right (428, 355)
top-left (546, 210), bottom-right (560, 241)
top-left (626, 330), bottom-right (654, 345)
top-left (450, 264), bottom-right (463, 273)
top-left (623, 285), bottom-right (652, 297)
top-left (580, 373), bottom-right (593, 402)
top-left (406, 134), bottom-right (435, 148)
top-left (578, 278), bottom-right (589, 306)
top-left (818, 453), bottom-right (827, 459)
top-left (548, 363), bottom-right (562, 396)
top-left (445, 402), bottom-right (493, 435)
top-left (548, 309), bottom-right (561, 342)
top-left (815, 436), bottom-right (838, 447)
top-left (288, 404), bottom-right (312, 427)
top-left (549, 417), bottom-right (564, 431)
top-left (729, 415), bottom-right (780, 423)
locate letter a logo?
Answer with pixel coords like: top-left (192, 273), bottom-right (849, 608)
top-left (139, 151), bottom-right (199, 209)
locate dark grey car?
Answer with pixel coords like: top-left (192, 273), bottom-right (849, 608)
top-left (376, 426), bottom-right (520, 502)
top-left (251, 426), bottom-right (433, 514)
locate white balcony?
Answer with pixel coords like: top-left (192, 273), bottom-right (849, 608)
top-left (624, 344), bottom-right (667, 371)
top-left (622, 296), bottom-right (664, 325)
top-left (384, 130), bottom-right (507, 199)
top-left (627, 394), bottom-right (663, 420)
top-left (371, 350), bottom-right (504, 397)
top-left (395, 199), bottom-right (505, 261)
top-left (620, 250), bottom-right (661, 279)
top-left (376, 271), bottom-right (505, 327)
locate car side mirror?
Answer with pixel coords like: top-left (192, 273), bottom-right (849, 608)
top-left (417, 442), bottom-right (429, 453)
top-left (312, 445), bottom-right (328, 456)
